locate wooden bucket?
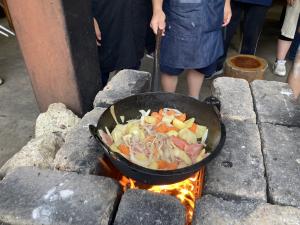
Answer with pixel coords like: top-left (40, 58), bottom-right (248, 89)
top-left (224, 54), bottom-right (268, 82)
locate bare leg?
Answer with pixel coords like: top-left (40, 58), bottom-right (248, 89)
top-left (277, 39), bottom-right (292, 60)
top-left (186, 69), bottom-right (205, 99)
top-left (288, 49), bottom-right (300, 100)
top-left (161, 73), bottom-right (178, 93)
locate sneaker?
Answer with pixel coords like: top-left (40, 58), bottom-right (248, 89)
top-left (273, 60), bottom-right (287, 76)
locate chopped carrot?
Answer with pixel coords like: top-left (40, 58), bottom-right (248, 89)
top-left (159, 109), bottom-right (164, 116)
top-left (118, 144), bottom-right (130, 156)
top-left (175, 113), bottom-right (187, 122)
top-left (166, 109), bottom-right (176, 116)
top-left (167, 162), bottom-right (178, 170)
top-left (189, 123), bottom-right (197, 133)
top-left (151, 112), bottom-right (163, 122)
top-left (167, 126), bottom-right (179, 132)
top-left (157, 160), bottom-right (169, 169)
top-left (156, 124), bottom-right (170, 133)
top-left (157, 160), bottom-right (177, 170)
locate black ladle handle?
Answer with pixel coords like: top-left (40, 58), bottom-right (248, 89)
top-left (151, 28), bottom-right (163, 92)
top-left (204, 96), bottom-right (221, 119)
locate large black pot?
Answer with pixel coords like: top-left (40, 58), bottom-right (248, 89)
top-left (89, 92), bottom-right (226, 185)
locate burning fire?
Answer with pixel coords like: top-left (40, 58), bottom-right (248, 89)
top-left (119, 168), bottom-right (205, 225)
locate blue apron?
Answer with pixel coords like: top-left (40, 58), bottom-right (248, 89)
top-left (160, 0), bottom-right (224, 69)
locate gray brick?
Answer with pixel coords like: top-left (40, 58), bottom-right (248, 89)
top-left (251, 80), bottom-right (300, 127)
top-left (93, 70), bottom-right (151, 108)
top-left (192, 195), bottom-right (300, 225)
top-left (54, 107), bottom-right (106, 174)
top-left (260, 123), bottom-right (300, 208)
top-left (114, 189), bottom-right (186, 225)
top-left (204, 120), bottom-right (266, 202)
top-left (0, 167), bottom-right (121, 225)
top-left (212, 77), bottom-right (256, 123)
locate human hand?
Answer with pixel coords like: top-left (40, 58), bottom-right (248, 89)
top-left (223, 0), bottom-right (232, 27)
top-left (93, 18), bottom-right (101, 46)
top-left (150, 9), bottom-right (166, 35)
top-left (287, 0), bottom-right (296, 6)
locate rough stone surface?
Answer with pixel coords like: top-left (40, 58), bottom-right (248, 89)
top-left (204, 120), bottom-right (266, 202)
top-left (251, 80), bottom-right (300, 127)
top-left (35, 103), bottom-right (81, 139)
top-left (114, 189), bottom-right (186, 225)
top-left (54, 107), bottom-right (106, 175)
top-left (0, 132), bottom-right (64, 178)
top-left (192, 195), bottom-right (300, 225)
top-left (212, 77), bottom-right (256, 123)
top-left (0, 167), bottom-right (121, 225)
top-left (93, 70), bottom-right (151, 107)
top-left (260, 123), bottom-right (300, 208)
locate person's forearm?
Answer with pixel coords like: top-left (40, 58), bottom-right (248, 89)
top-left (225, 0), bottom-right (231, 5)
top-left (152, 0), bottom-right (163, 13)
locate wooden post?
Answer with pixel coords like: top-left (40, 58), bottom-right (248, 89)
top-left (6, 0), bottom-right (102, 116)
top-left (224, 55), bottom-right (268, 83)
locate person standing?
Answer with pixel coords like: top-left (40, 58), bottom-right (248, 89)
top-left (92, 0), bottom-right (152, 87)
top-left (273, 0), bottom-right (300, 76)
top-left (288, 45), bottom-right (300, 99)
top-left (216, 0), bottom-right (272, 73)
top-left (151, 0), bottom-right (232, 99)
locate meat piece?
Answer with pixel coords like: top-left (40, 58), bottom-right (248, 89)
top-left (171, 136), bottom-right (188, 150)
top-left (184, 143), bottom-right (204, 163)
top-left (99, 130), bottom-right (113, 146)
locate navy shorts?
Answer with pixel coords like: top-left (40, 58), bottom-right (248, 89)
top-left (160, 61), bottom-right (217, 78)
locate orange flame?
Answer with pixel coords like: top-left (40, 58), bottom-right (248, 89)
top-left (119, 167), bottom-right (205, 225)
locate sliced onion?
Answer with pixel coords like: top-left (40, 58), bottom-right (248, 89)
top-left (201, 129), bottom-right (208, 144)
top-left (120, 116), bottom-right (125, 123)
top-left (105, 126), bottom-right (112, 139)
top-left (110, 105), bottom-right (119, 125)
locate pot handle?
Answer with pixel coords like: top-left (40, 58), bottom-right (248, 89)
top-left (89, 125), bottom-right (120, 159)
top-left (204, 96), bottom-right (221, 119)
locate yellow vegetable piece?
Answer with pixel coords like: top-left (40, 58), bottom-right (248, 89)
top-left (173, 118), bottom-right (186, 130)
top-left (149, 161), bottom-right (159, 170)
top-left (128, 125), bottom-right (145, 140)
top-left (167, 130), bottom-right (178, 137)
top-left (144, 116), bottom-right (157, 125)
top-left (133, 153), bottom-right (149, 167)
top-left (184, 118), bottom-right (195, 128)
top-left (195, 149), bottom-right (208, 162)
top-left (110, 144), bottom-right (120, 153)
top-left (162, 115), bottom-right (175, 124)
top-left (135, 153), bottom-right (148, 162)
top-left (195, 125), bottom-right (208, 139)
top-left (173, 147), bottom-right (192, 165)
top-left (178, 128), bottom-right (197, 144)
top-left (111, 124), bottom-right (127, 145)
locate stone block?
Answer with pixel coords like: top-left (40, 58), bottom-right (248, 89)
top-left (114, 189), bottom-right (186, 225)
top-left (0, 167), bottom-right (121, 225)
top-left (251, 80), bottom-right (300, 127)
top-left (260, 123), bottom-right (300, 208)
top-left (212, 77), bottom-right (256, 123)
top-left (94, 70), bottom-right (151, 108)
top-left (35, 103), bottom-right (80, 139)
top-left (0, 132), bottom-right (64, 178)
top-left (192, 195), bottom-right (300, 225)
top-left (204, 120), bottom-right (266, 202)
top-left (54, 107), bottom-right (106, 175)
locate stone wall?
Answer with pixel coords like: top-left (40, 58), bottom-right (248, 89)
top-left (0, 73), bottom-right (299, 225)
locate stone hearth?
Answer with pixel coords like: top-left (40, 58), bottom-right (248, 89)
top-left (0, 70), bottom-right (299, 225)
